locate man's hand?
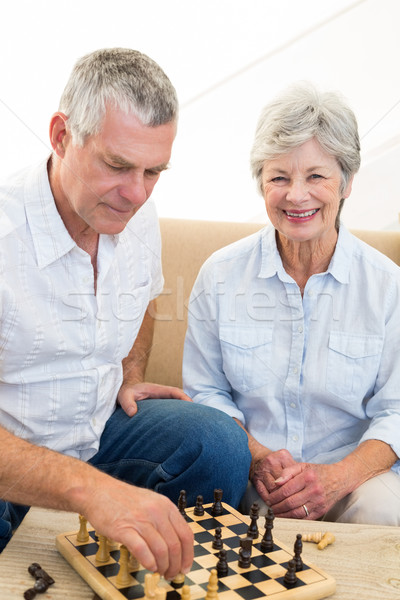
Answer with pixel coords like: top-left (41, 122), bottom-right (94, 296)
top-left (81, 477), bottom-right (194, 579)
top-left (118, 382), bottom-right (192, 416)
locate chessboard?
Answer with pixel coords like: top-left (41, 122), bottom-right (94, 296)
top-left (56, 497), bottom-right (336, 600)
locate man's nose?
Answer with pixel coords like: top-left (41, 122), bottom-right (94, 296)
top-left (119, 173), bottom-right (147, 205)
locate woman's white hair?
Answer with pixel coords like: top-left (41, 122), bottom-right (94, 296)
top-left (59, 48), bottom-right (178, 146)
top-left (250, 82), bottom-right (360, 197)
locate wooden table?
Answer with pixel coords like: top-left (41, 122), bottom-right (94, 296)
top-left (0, 507), bottom-right (400, 599)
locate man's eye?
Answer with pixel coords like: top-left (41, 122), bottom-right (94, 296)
top-left (145, 170), bottom-right (161, 178)
top-left (106, 163), bottom-right (124, 171)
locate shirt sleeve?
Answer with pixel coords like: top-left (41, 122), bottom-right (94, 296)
top-left (183, 259), bottom-right (246, 424)
top-left (358, 274), bottom-right (400, 472)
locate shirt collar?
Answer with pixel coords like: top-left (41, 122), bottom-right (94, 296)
top-left (258, 222), bottom-right (354, 284)
top-left (24, 158), bottom-right (76, 269)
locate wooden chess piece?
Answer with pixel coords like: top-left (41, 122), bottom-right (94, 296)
top-left (317, 532), bottom-right (335, 550)
top-left (178, 490), bottom-right (187, 518)
top-left (95, 535), bottom-right (110, 563)
top-left (246, 502), bottom-right (259, 539)
top-left (116, 545), bottom-right (134, 587)
top-left (212, 527), bottom-right (223, 550)
top-left (145, 573), bottom-right (160, 599)
top-left (194, 494), bottom-right (205, 516)
top-left (211, 489), bottom-right (223, 516)
top-left (172, 573), bottom-right (185, 588)
top-left (238, 537), bottom-right (253, 568)
top-left (77, 515), bottom-right (89, 543)
top-left (216, 548), bottom-right (228, 576)
top-left (260, 507), bottom-right (274, 552)
top-left (181, 584), bottom-right (191, 600)
top-left (205, 569), bottom-right (219, 600)
top-left (283, 559), bottom-right (298, 588)
top-left (293, 533), bottom-right (303, 571)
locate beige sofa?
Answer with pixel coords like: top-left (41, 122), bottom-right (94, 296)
top-left (145, 219), bottom-right (400, 388)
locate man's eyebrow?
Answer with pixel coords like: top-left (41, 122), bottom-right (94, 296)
top-left (105, 152), bottom-right (170, 172)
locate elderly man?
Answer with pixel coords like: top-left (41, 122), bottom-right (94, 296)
top-left (0, 48), bottom-right (251, 576)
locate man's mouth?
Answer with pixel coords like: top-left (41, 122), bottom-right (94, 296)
top-left (284, 209), bottom-right (319, 218)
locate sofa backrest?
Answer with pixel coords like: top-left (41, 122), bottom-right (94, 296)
top-left (145, 219), bottom-right (400, 388)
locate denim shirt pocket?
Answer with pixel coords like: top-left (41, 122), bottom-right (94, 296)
top-left (326, 331), bottom-right (383, 399)
top-left (219, 325), bottom-right (274, 392)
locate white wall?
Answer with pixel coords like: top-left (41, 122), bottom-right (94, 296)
top-left (1, 0), bottom-right (399, 229)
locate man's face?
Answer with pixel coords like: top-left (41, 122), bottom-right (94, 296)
top-left (53, 107), bottom-right (176, 236)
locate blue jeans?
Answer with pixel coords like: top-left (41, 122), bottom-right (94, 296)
top-left (0, 399), bottom-right (251, 552)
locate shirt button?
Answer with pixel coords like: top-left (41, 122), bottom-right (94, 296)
top-left (293, 367), bottom-right (299, 374)
top-left (290, 402), bottom-right (296, 409)
top-left (83, 276), bottom-right (90, 284)
top-left (292, 434), bottom-right (299, 442)
top-left (298, 325), bottom-right (303, 333)
top-left (308, 290), bottom-right (313, 297)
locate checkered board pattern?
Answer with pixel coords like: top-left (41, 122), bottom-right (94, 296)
top-left (56, 502), bottom-right (336, 600)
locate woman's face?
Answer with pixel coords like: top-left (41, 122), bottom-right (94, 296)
top-left (261, 138), bottom-right (353, 245)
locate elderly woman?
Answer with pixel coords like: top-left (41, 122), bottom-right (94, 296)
top-left (183, 83), bottom-right (400, 525)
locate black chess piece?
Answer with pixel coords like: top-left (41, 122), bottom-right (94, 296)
top-left (211, 488), bottom-right (223, 516)
top-left (283, 559), bottom-right (298, 588)
top-left (177, 490), bottom-right (187, 517)
top-left (260, 507), bottom-right (274, 552)
top-left (238, 537), bottom-right (253, 569)
top-left (193, 494), bottom-right (205, 516)
top-left (212, 526), bottom-right (223, 550)
top-left (216, 548), bottom-right (228, 576)
top-left (293, 533), bottom-right (303, 571)
top-left (246, 502), bottom-right (260, 539)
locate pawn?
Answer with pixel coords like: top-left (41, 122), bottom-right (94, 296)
top-left (178, 490), bottom-right (187, 518)
top-left (181, 584), bottom-right (191, 600)
top-left (116, 545), bottom-right (134, 587)
top-left (212, 527), bottom-right (223, 550)
top-left (317, 532), bottom-right (336, 550)
top-left (283, 559), bottom-right (298, 588)
top-left (216, 548), bottom-right (228, 577)
top-left (155, 588), bottom-right (167, 600)
top-left (205, 569), bottom-right (219, 600)
top-left (211, 489), bottom-right (223, 516)
top-left (95, 535), bottom-right (110, 563)
top-left (145, 573), bottom-right (160, 599)
top-left (302, 532), bottom-right (324, 543)
top-left (171, 573), bottom-right (185, 588)
top-left (293, 534), bottom-right (303, 571)
top-left (246, 502), bottom-right (259, 539)
top-left (194, 494), bottom-right (205, 516)
top-left (77, 515), bottom-right (89, 543)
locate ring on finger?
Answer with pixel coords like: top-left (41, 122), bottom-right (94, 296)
top-left (302, 504), bottom-right (309, 517)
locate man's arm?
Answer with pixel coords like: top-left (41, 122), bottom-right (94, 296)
top-left (118, 299), bottom-right (191, 416)
top-left (0, 424), bottom-right (193, 577)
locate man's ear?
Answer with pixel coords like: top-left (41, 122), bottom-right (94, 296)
top-left (49, 112), bottom-right (69, 158)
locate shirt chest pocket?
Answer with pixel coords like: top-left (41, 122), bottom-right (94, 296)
top-left (219, 325), bottom-right (274, 393)
top-left (326, 331), bottom-right (383, 400)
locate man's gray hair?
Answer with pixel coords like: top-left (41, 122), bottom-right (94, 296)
top-left (250, 82), bottom-right (360, 196)
top-left (59, 47), bottom-right (178, 145)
